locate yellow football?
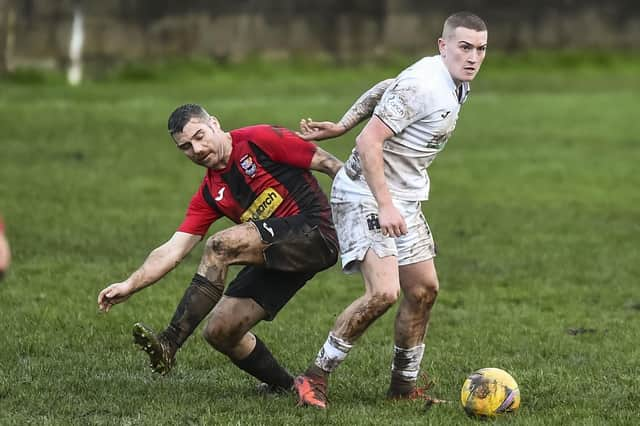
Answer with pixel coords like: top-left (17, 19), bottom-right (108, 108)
top-left (460, 368), bottom-right (520, 417)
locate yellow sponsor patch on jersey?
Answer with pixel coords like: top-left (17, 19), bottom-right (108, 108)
top-left (240, 187), bottom-right (283, 222)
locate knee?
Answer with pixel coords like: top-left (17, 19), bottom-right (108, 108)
top-left (202, 321), bottom-right (236, 353)
top-left (203, 232), bottom-right (233, 266)
top-left (406, 277), bottom-right (439, 307)
top-left (368, 288), bottom-right (400, 310)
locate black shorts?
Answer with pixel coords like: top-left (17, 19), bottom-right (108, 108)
top-left (224, 214), bottom-right (338, 321)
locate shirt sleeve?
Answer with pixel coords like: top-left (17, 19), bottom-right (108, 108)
top-left (373, 77), bottom-right (431, 135)
top-left (250, 125), bottom-right (317, 169)
top-left (177, 181), bottom-right (221, 236)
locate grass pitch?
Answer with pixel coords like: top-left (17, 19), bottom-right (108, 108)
top-left (0, 54), bottom-right (639, 425)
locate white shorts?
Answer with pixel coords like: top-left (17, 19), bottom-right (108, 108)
top-left (330, 177), bottom-right (436, 273)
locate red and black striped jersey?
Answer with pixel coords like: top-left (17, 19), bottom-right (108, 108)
top-left (177, 125), bottom-right (332, 236)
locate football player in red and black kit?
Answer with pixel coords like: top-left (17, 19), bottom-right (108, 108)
top-left (98, 104), bottom-right (342, 393)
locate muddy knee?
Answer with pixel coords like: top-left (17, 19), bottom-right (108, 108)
top-left (367, 289), bottom-right (400, 313)
top-left (203, 232), bottom-right (234, 266)
top-left (406, 278), bottom-right (439, 307)
top-left (203, 228), bottom-right (255, 268)
top-left (202, 321), bottom-right (241, 353)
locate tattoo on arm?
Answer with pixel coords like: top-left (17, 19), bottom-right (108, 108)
top-left (338, 78), bottom-right (394, 130)
top-left (312, 147), bottom-right (344, 178)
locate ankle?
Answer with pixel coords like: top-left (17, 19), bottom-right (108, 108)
top-left (305, 365), bottom-right (329, 380)
top-left (159, 331), bottom-right (179, 354)
top-left (388, 375), bottom-right (416, 396)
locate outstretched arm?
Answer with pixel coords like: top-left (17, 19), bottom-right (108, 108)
top-left (97, 231), bottom-right (201, 312)
top-left (299, 78), bottom-right (394, 141)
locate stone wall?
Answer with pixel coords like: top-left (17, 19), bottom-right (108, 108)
top-left (2, 0), bottom-right (639, 71)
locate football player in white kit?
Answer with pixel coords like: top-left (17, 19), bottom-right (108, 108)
top-left (294, 12), bottom-right (488, 408)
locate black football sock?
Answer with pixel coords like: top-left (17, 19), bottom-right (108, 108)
top-left (231, 335), bottom-right (294, 389)
top-left (162, 273), bottom-right (223, 348)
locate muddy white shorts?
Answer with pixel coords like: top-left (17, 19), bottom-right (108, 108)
top-left (330, 173), bottom-right (436, 273)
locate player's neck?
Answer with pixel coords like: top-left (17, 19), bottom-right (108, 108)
top-left (220, 132), bottom-right (233, 168)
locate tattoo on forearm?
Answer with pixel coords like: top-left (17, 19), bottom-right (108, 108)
top-left (338, 78), bottom-right (394, 130)
top-left (315, 149), bottom-right (344, 178)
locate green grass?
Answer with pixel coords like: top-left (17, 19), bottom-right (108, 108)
top-left (1, 55), bottom-right (639, 425)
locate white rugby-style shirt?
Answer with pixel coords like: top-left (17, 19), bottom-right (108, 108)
top-left (338, 55), bottom-right (470, 201)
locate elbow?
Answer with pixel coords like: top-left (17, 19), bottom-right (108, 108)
top-left (375, 78), bottom-right (395, 95)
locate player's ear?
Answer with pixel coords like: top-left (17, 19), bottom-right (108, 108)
top-left (208, 115), bottom-right (220, 129)
top-left (438, 38), bottom-right (446, 57)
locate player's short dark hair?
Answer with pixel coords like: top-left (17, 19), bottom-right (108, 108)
top-left (443, 11), bottom-right (487, 38)
top-left (167, 103), bottom-right (210, 135)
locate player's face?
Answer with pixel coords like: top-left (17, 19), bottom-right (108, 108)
top-left (439, 27), bottom-right (487, 83)
top-left (172, 117), bottom-right (230, 169)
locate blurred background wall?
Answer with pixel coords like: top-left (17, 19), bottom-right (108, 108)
top-left (1, 0), bottom-right (639, 72)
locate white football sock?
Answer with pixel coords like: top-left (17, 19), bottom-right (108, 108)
top-left (391, 343), bottom-right (425, 380)
top-left (314, 332), bottom-right (353, 373)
